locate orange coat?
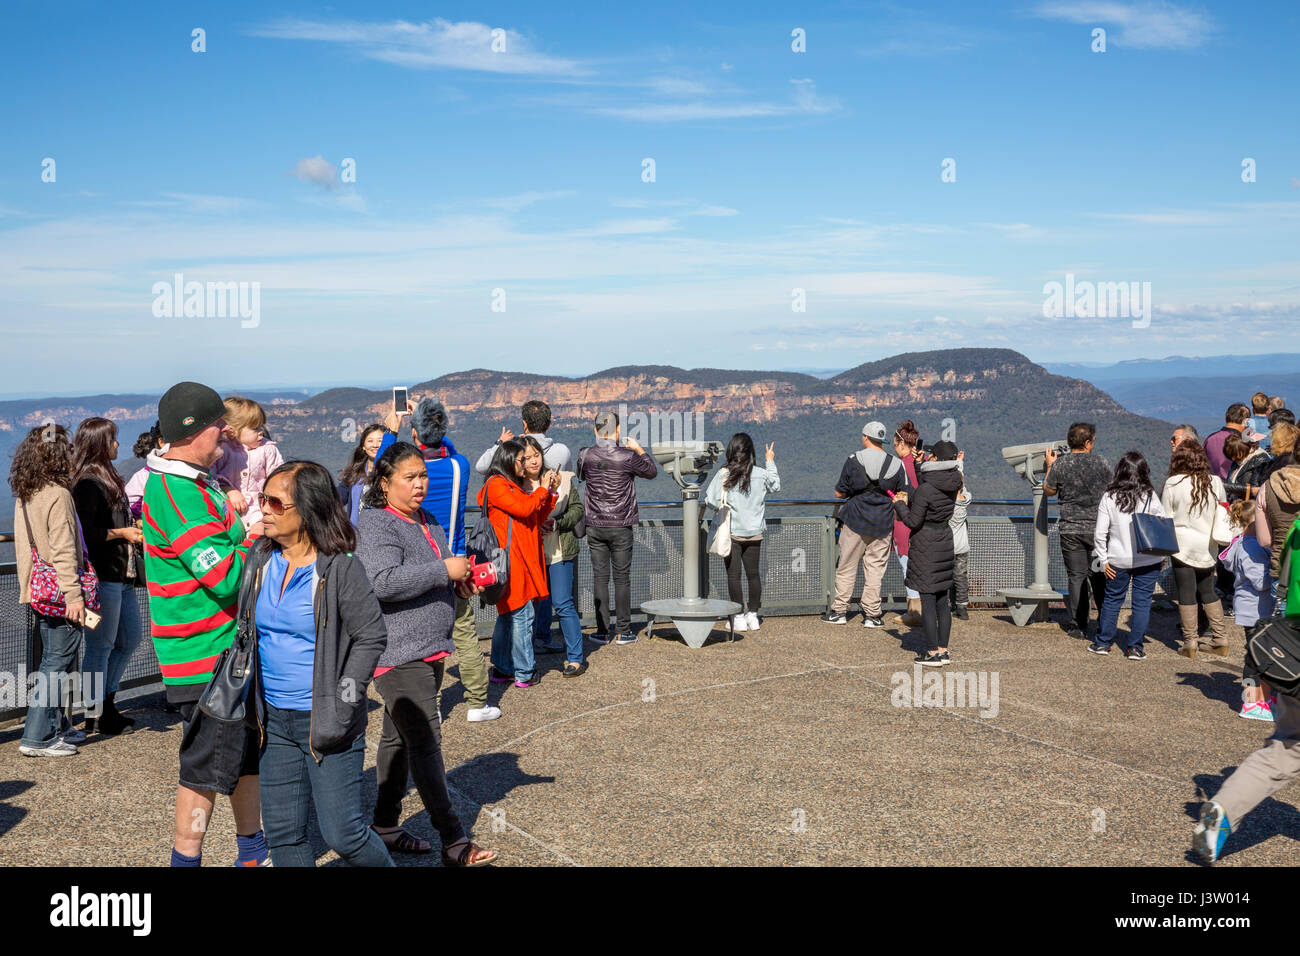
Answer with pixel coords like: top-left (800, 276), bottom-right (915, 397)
top-left (477, 476), bottom-right (555, 613)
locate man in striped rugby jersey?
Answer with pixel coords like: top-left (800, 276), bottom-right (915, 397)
top-left (142, 381), bottom-right (267, 866)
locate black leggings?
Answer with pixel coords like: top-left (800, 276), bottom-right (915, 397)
top-left (1172, 558), bottom-right (1218, 607)
top-left (920, 592), bottom-right (952, 653)
top-left (724, 540), bottom-right (762, 612)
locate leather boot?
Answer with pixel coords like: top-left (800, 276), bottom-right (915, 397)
top-left (96, 692), bottom-right (133, 736)
top-left (1200, 601), bottom-right (1231, 656)
top-left (1177, 604), bottom-right (1199, 658)
top-left (892, 597), bottom-right (924, 628)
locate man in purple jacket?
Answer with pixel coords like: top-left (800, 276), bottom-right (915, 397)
top-left (1205, 403), bottom-right (1250, 480)
top-left (576, 411), bottom-right (658, 644)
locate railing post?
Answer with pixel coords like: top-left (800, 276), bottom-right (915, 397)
top-left (822, 516), bottom-right (838, 611)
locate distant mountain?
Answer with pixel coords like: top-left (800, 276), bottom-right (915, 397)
top-left (0, 350), bottom-right (1177, 554)
top-left (1044, 354), bottom-right (1300, 388)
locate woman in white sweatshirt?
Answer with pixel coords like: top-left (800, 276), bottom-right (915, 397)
top-left (1160, 439), bottom-right (1229, 658)
top-left (1092, 451), bottom-right (1169, 659)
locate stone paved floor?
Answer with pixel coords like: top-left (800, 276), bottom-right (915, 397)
top-left (0, 607), bottom-right (1292, 866)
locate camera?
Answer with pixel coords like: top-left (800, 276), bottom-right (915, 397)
top-left (1001, 441), bottom-right (1069, 483)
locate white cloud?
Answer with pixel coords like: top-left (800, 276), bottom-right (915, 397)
top-left (251, 18), bottom-right (588, 76)
top-left (590, 78), bottom-right (838, 122)
top-left (292, 155), bottom-right (338, 190)
top-left (1033, 2), bottom-right (1214, 49)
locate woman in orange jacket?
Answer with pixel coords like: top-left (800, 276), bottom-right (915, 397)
top-left (478, 439), bottom-right (559, 688)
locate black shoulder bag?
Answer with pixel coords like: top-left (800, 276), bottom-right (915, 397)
top-left (197, 559), bottom-right (262, 723)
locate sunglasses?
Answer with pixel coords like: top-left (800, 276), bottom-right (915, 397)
top-left (257, 492), bottom-right (296, 515)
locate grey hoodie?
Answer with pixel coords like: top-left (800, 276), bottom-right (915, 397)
top-left (474, 431), bottom-right (573, 475)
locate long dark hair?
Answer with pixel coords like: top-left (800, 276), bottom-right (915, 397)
top-left (257, 461), bottom-right (356, 555)
top-left (9, 425), bottom-right (73, 502)
top-left (1168, 439), bottom-right (1214, 513)
top-left (72, 417), bottom-right (127, 502)
top-left (361, 441), bottom-right (424, 510)
top-left (339, 423), bottom-right (385, 486)
top-left (517, 435), bottom-right (545, 483)
top-left (722, 432), bottom-right (755, 494)
top-left (486, 439), bottom-right (525, 487)
top-left (1107, 451), bottom-right (1155, 514)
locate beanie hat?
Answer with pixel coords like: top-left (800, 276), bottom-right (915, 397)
top-left (158, 382), bottom-right (226, 443)
top-left (411, 398), bottom-right (449, 448)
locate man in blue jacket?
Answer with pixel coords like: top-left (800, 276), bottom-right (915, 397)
top-left (380, 398), bottom-right (498, 723)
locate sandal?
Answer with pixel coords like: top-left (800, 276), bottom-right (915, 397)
top-left (371, 825), bottom-right (431, 854)
top-left (442, 840), bottom-right (497, 868)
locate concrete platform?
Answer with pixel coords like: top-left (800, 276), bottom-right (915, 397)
top-left (0, 608), bottom-right (1292, 866)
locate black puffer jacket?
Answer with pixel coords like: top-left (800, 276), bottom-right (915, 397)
top-left (893, 461), bottom-right (964, 594)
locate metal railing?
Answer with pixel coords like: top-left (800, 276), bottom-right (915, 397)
top-left (1, 499), bottom-right (1175, 723)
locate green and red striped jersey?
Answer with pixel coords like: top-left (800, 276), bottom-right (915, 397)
top-left (141, 455), bottom-right (251, 688)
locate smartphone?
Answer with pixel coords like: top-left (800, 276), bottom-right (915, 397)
top-left (392, 386), bottom-right (408, 413)
top-left (83, 609), bottom-right (102, 630)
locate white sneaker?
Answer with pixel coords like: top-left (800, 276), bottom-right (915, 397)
top-left (745, 611), bottom-right (760, 630)
top-left (61, 728), bottom-right (87, 743)
top-left (466, 705), bottom-right (502, 723)
top-left (20, 739), bottom-right (78, 757)
top-left (731, 614), bottom-right (749, 632)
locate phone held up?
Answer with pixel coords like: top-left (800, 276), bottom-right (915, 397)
top-left (392, 386), bottom-right (408, 414)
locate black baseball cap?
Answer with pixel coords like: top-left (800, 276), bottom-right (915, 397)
top-left (930, 440), bottom-right (959, 461)
top-left (158, 382), bottom-right (227, 443)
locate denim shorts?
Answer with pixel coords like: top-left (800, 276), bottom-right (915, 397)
top-left (176, 701), bottom-right (261, 795)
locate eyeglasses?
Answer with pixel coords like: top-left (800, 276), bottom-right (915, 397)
top-left (257, 493), bottom-right (296, 515)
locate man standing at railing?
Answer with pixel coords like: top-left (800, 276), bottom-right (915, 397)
top-left (1044, 423), bottom-right (1111, 640)
top-left (141, 382), bottom-right (268, 866)
top-left (824, 421), bottom-right (911, 628)
top-left (576, 411), bottom-right (657, 645)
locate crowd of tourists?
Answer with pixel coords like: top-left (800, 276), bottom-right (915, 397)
top-left (9, 380), bottom-right (1300, 867)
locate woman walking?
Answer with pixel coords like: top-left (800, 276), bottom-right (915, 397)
top-left (519, 436), bottom-right (588, 677)
top-left (71, 417), bottom-right (143, 736)
top-left (1161, 439), bottom-right (1229, 658)
top-left (705, 433), bottom-right (780, 632)
top-left (243, 461), bottom-right (393, 867)
top-left (12, 425), bottom-right (92, 756)
top-left (891, 440), bottom-right (963, 665)
top-left (1092, 452), bottom-right (1169, 659)
top-left (356, 442), bottom-right (496, 865)
top-left (479, 440), bottom-right (559, 689)
top-left (338, 423), bottom-right (385, 525)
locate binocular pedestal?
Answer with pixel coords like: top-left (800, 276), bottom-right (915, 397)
top-left (998, 482), bottom-right (1064, 625)
top-left (640, 454), bottom-right (740, 648)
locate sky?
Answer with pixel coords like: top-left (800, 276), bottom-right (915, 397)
top-left (2, 0), bottom-right (1299, 395)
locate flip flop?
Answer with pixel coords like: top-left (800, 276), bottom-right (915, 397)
top-left (442, 840), bottom-right (497, 868)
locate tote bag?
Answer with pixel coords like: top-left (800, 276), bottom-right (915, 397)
top-left (707, 486), bottom-right (732, 558)
top-left (21, 501), bottom-right (100, 616)
top-left (1131, 495), bottom-right (1179, 556)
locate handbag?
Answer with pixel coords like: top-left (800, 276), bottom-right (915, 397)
top-left (1131, 497), bottom-right (1179, 556)
top-left (1210, 500), bottom-right (1236, 547)
top-left (197, 563), bottom-right (261, 722)
top-left (707, 485), bottom-right (732, 558)
top-left (21, 500), bottom-right (100, 616)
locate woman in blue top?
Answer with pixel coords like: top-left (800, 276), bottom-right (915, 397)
top-left (241, 460), bottom-right (393, 867)
top-left (705, 434), bottom-right (779, 632)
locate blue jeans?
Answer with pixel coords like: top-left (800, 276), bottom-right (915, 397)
top-left (491, 601), bottom-right (536, 682)
top-left (259, 703), bottom-right (394, 867)
top-left (21, 612), bottom-right (84, 748)
top-left (81, 580), bottom-right (143, 699)
top-left (539, 560), bottom-right (584, 663)
top-left (1096, 563), bottom-right (1161, 649)
top-left (898, 552), bottom-right (920, 600)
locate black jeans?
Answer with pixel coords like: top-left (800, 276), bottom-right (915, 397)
top-left (919, 592), bottom-right (952, 653)
top-left (588, 525), bottom-right (634, 635)
top-left (724, 540), bottom-right (763, 612)
top-left (372, 659), bottom-right (467, 848)
top-left (1060, 532), bottom-right (1107, 631)
top-left (948, 552), bottom-right (969, 609)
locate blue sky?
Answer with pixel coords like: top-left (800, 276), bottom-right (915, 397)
top-left (2, 0), bottom-right (1298, 394)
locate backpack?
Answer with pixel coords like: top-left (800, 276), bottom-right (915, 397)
top-left (1246, 541), bottom-right (1300, 697)
top-left (466, 475), bottom-right (514, 607)
top-left (853, 449), bottom-right (902, 497)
